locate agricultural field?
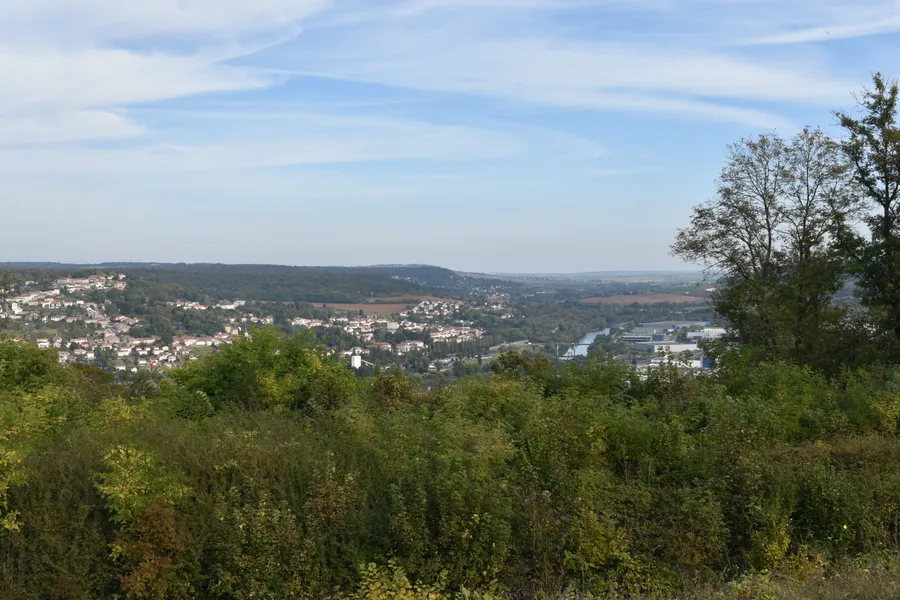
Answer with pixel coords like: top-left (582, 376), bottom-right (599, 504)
top-left (363, 295), bottom-right (454, 303)
top-left (322, 296), bottom-right (458, 315)
top-left (321, 303), bottom-right (411, 315)
top-left (581, 293), bottom-right (709, 305)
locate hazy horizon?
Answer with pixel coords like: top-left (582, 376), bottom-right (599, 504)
top-left (0, 260), bottom-right (704, 278)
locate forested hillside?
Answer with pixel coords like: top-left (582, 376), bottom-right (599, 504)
top-left (0, 263), bottom-right (444, 304)
top-left (127, 266), bottom-right (431, 303)
top-left (316, 265), bottom-right (478, 291)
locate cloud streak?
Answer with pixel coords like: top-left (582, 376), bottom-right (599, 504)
top-left (0, 0), bottom-right (331, 43)
top-left (747, 16), bottom-right (900, 45)
top-left (0, 0), bottom-right (870, 149)
top-left (0, 0), bottom-right (329, 145)
top-left (0, 112), bottom-right (524, 175)
top-left (736, 0), bottom-right (900, 45)
top-left (277, 30), bottom-right (844, 127)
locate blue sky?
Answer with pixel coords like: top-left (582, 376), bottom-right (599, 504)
top-left (2, 0), bottom-right (898, 273)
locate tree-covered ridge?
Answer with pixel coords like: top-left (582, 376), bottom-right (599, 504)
top-left (2, 329), bottom-right (900, 599)
top-left (109, 265), bottom-right (440, 304)
top-left (0, 263), bottom-right (494, 303)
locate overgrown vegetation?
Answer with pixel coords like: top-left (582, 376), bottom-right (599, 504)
top-left (2, 327), bottom-right (900, 599)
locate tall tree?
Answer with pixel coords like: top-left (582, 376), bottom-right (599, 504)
top-left (672, 129), bottom-right (859, 368)
top-left (779, 128), bottom-right (860, 364)
top-left (672, 134), bottom-right (788, 358)
top-left (836, 73), bottom-right (900, 351)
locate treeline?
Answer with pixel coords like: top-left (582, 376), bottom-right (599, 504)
top-left (673, 74), bottom-right (900, 375)
top-left (314, 265), bottom-right (474, 291)
top-left (0, 264), bottom-right (444, 305)
top-left (3, 329), bottom-right (900, 598)
top-left (120, 265), bottom-right (440, 303)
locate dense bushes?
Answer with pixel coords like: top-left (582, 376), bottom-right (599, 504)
top-left (4, 331), bottom-right (900, 597)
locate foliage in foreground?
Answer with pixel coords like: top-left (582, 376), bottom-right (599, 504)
top-left (4, 329), bottom-right (900, 598)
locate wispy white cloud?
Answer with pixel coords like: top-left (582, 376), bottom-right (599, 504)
top-left (737, 0), bottom-right (900, 45)
top-left (278, 27), bottom-right (842, 127)
top-left (0, 46), bottom-right (276, 145)
top-left (0, 0), bottom-right (334, 146)
top-left (0, 113), bottom-right (521, 174)
top-left (245, 0), bottom-right (874, 130)
top-left (0, 0), bottom-right (868, 150)
top-left (747, 16), bottom-right (900, 45)
top-left (0, 0), bottom-right (330, 43)
top-left (0, 110), bottom-right (145, 145)
top-left (0, 47), bottom-right (271, 112)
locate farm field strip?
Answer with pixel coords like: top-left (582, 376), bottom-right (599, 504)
top-left (581, 294), bottom-right (709, 305)
top-left (322, 303), bottom-right (411, 314)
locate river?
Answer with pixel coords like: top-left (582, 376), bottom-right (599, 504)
top-left (564, 328), bottom-right (611, 358)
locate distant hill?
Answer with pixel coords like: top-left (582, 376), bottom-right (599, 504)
top-left (0, 262), bottom-right (478, 303)
top-left (0, 262), bottom-right (537, 301)
top-left (119, 264), bottom-right (442, 303)
top-left (487, 270), bottom-right (702, 281)
top-left (315, 264), bottom-right (468, 289)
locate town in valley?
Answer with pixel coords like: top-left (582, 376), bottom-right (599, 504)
top-left (0, 264), bottom-right (718, 377)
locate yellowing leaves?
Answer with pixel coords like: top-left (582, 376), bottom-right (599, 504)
top-left (96, 396), bottom-right (151, 426)
top-left (93, 445), bottom-right (189, 524)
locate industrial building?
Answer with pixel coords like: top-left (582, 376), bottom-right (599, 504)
top-left (633, 342), bottom-right (700, 354)
top-left (686, 328), bottom-right (727, 340)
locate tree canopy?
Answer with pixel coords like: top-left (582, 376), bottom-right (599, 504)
top-left (673, 74), bottom-right (900, 372)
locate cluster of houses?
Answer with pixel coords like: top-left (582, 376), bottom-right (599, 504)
top-left (4, 276), bottom-right (502, 373)
top-left (57, 275), bottom-right (127, 293)
top-left (48, 325), bottom-right (244, 370)
top-left (6, 276), bottom-right (467, 372)
top-left (0, 275), bottom-right (276, 372)
top-left (167, 300), bottom-right (247, 311)
top-left (54, 332), bottom-right (238, 371)
top-left (338, 340), bottom-right (428, 356)
top-left (400, 300), bottom-right (461, 318)
top-left (427, 325), bottom-right (484, 342)
top-left (290, 300), bottom-right (485, 353)
top-left (291, 316), bottom-right (398, 342)
top-left (0, 275), bottom-right (126, 321)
